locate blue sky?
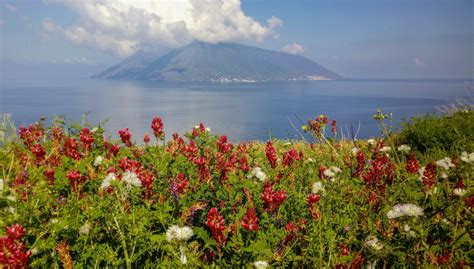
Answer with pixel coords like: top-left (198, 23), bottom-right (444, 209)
top-left (1, 0), bottom-right (472, 78)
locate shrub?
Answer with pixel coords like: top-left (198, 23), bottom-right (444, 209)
top-left (397, 111), bottom-right (474, 153)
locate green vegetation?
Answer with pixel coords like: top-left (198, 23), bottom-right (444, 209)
top-left (0, 112), bottom-right (472, 268)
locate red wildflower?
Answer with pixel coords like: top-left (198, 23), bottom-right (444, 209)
top-left (143, 133), bottom-right (150, 145)
top-left (319, 164), bottom-right (326, 179)
top-left (172, 173), bottom-right (188, 194)
top-left (331, 119), bottom-right (337, 135)
top-left (51, 126), bottom-right (63, 143)
top-left (421, 162), bottom-right (437, 190)
top-left (118, 128), bottom-right (132, 147)
top-left (30, 143), bottom-right (46, 164)
top-left (454, 176), bottom-right (465, 189)
top-left (62, 137), bottom-right (81, 160)
top-left (261, 184), bottom-right (286, 213)
top-left (118, 157), bottom-right (141, 174)
top-left (464, 195), bottom-right (474, 208)
top-left (265, 141), bottom-right (278, 168)
top-left (339, 244), bottom-right (349, 256)
top-left (406, 152), bottom-right (419, 174)
top-left (282, 148), bottom-right (301, 167)
top-left (79, 127), bottom-right (94, 154)
top-left (0, 224), bottom-right (31, 267)
top-left (66, 170), bottom-right (83, 192)
top-left (206, 208), bottom-right (226, 246)
top-left (139, 170), bottom-right (154, 199)
top-left (306, 193), bottom-right (321, 220)
top-left (436, 249), bottom-right (451, 265)
top-left (241, 207), bottom-right (259, 232)
top-left (217, 135), bottom-right (232, 153)
top-left (350, 254), bottom-right (364, 269)
top-left (151, 117), bottom-right (164, 139)
top-left (355, 151), bottom-right (365, 177)
top-left (44, 168), bottom-right (55, 185)
top-left (237, 155), bottom-right (250, 172)
top-left (109, 143), bottom-right (120, 157)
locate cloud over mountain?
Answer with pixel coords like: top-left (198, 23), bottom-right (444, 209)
top-left (42, 0), bottom-right (282, 57)
top-left (282, 43), bottom-right (305, 55)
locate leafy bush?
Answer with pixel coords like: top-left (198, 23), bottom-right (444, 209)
top-left (0, 115), bottom-right (472, 268)
top-left (397, 111), bottom-right (474, 153)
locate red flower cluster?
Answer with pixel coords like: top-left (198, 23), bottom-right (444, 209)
top-left (143, 133), bottom-right (150, 145)
top-left (151, 117), bottom-right (164, 139)
top-left (18, 124), bottom-right (43, 148)
top-left (265, 141), bottom-right (278, 169)
top-left (421, 162), bottom-right (437, 190)
top-left (241, 207), bottom-right (259, 232)
top-left (118, 128), bottom-right (132, 147)
top-left (66, 170), bottom-right (86, 192)
top-left (217, 135), bottom-right (233, 154)
top-left (194, 157), bottom-right (211, 182)
top-left (206, 208), bottom-right (226, 246)
top-left (261, 183), bottom-right (286, 213)
top-left (30, 143), bottom-right (46, 164)
top-left (355, 151), bottom-right (365, 177)
top-left (307, 115), bottom-right (328, 136)
top-left (282, 148), bottom-right (302, 167)
top-left (306, 193), bottom-right (321, 220)
top-left (79, 128), bottom-right (94, 154)
top-left (283, 219), bottom-right (307, 245)
top-left (0, 224), bottom-right (30, 268)
top-left (171, 173), bottom-right (188, 197)
top-left (62, 137), bottom-right (81, 160)
top-left (406, 152), bottom-right (419, 174)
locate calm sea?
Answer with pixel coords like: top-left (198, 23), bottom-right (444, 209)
top-left (1, 78), bottom-right (472, 142)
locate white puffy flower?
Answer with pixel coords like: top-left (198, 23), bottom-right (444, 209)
top-left (249, 167), bottom-right (267, 182)
top-left (79, 223), bottom-right (91, 236)
top-left (6, 195), bottom-right (16, 202)
top-left (122, 171), bottom-right (141, 187)
top-left (166, 225), bottom-right (193, 242)
top-left (367, 139), bottom-right (376, 145)
top-left (397, 145), bottom-right (411, 153)
top-left (93, 156), bottom-right (103, 167)
top-left (101, 173), bottom-right (118, 189)
top-left (436, 157), bottom-right (455, 170)
top-left (453, 188), bottom-right (467, 197)
top-left (323, 169), bottom-right (335, 178)
top-left (351, 147), bottom-right (359, 156)
top-left (387, 204), bottom-right (424, 219)
top-left (254, 261), bottom-right (269, 269)
top-left (205, 127), bottom-right (211, 132)
top-left (460, 152), bottom-right (474, 163)
top-left (380, 146), bottom-right (391, 153)
top-left (365, 236), bottom-right (383, 250)
top-left (330, 166), bottom-right (342, 174)
top-left (312, 182), bottom-right (325, 194)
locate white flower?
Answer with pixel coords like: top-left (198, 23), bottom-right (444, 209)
top-left (323, 169), bottom-right (335, 178)
top-left (366, 260), bottom-right (377, 269)
top-left (93, 156), bottom-right (103, 167)
top-left (403, 224), bottom-right (411, 232)
top-left (254, 261), bottom-right (269, 269)
top-left (6, 195), bottom-right (16, 202)
top-left (397, 145), bottom-right (411, 153)
top-left (79, 223), bottom-right (91, 236)
top-left (306, 158), bottom-right (315, 163)
top-left (460, 152), bottom-right (474, 163)
top-left (312, 182), bottom-right (325, 194)
top-left (122, 171), bottom-right (141, 187)
top-left (0, 178), bottom-right (4, 192)
top-left (365, 236), bottom-right (383, 250)
top-left (330, 166), bottom-right (342, 174)
top-left (453, 188), bottom-right (467, 197)
top-left (367, 139), bottom-right (376, 145)
top-left (436, 157), bottom-right (455, 170)
top-left (166, 225), bottom-right (193, 242)
top-left (101, 173), bottom-right (118, 189)
top-left (380, 146), bottom-right (391, 153)
top-left (351, 147), bottom-right (358, 156)
top-left (387, 204), bottom-right (424, 219)
top-left (249, 167), bottom-right (267, 182)
top-left (205, 127), bottom-right (211, 132)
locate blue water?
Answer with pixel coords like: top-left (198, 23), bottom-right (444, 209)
top-left (0, 78), bottom-right (472, 142)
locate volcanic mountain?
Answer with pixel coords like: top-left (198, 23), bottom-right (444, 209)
top-left (93, 41), bottom-right (341, 82)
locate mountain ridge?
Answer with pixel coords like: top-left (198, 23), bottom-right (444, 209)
top-left (92, 41), bottom-right (342, 83)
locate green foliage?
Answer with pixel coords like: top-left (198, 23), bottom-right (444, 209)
top-left (397, 111), bottom-right (474, 153)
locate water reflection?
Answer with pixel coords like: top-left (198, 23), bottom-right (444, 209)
top-left (1, 78), bottom-right (469, 142)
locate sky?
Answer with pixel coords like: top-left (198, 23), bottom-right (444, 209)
top-left (0, 0), bottom-right (472, 79)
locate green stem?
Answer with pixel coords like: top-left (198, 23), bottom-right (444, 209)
top-left (114, 216), bottom-right (131, 269)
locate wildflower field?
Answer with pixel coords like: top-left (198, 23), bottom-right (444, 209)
top-left (0, 111), bottom-right (472, 268)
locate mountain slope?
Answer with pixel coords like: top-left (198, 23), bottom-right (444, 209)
top-left (93, 41), bottom-right (342, 82)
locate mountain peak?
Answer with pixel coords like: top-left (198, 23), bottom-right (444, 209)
top-left (93, 42), bottom-right (341, 82)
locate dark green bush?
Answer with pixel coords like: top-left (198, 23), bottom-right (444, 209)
top-left (397, 111), bottom-right (474, 153)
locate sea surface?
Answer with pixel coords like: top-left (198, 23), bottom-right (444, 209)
top-left (1, 77), bottom-right (472, 142)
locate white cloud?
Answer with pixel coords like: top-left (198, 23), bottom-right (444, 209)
top-left (414, 57), bottom-right (426, 67)
top-left (282, 43), bottom-right (305, 55)
top-left (42, 0), bottom-right (282, 57)
top-left (4, 3), bottom-right (17, 12)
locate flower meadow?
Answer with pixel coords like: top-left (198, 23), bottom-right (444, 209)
top-left (0, 113), bottom-right (472, 268)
